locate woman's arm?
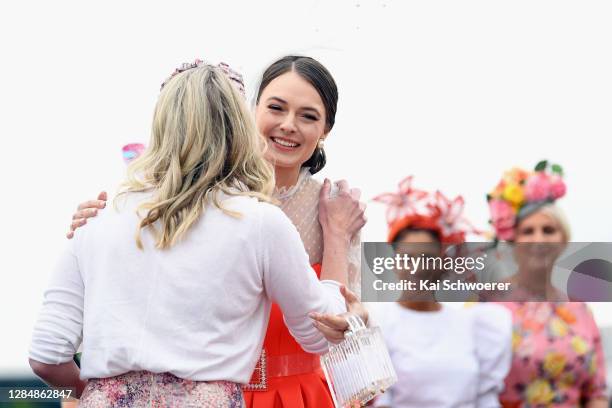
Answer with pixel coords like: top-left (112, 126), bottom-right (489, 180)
top-left (309, 285), bottom-right (368, 343)
top-left (312, 179), bottom-right (367, 342)
top-left (261, 203), bottom-right (348, 354)
top-left (317, 179), bottom-right (366, 286)
top-left (29, 359), bottom-right (87, 398)
top-left (29, 242), bottom-right (85, 395)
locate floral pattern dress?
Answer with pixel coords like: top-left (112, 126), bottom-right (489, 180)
top-left (79, 371), bottom-right (244, 407)
top-left (498, 302), bottom-right (607, 407)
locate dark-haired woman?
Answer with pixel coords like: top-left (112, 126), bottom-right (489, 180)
top-left (67, 56), bottom-right (364, 408)
top-left (372, 177), bottom-right (511, 408)
top-left (240, 55), bottom-right (364, 408)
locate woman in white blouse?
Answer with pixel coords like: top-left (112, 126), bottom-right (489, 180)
top-left (28, 62), bottom-right (365, 407)
top-left (373, 178), bottom-right (512, 408)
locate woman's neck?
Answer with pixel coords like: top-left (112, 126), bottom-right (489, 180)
top-left (274, 165), bottom-right (302, 190)
top-left (514, 265), bottom-right (556, 298)
top-left (398, 300), bottom-right (442, 312)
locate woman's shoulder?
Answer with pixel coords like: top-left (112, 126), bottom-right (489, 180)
top-left (464, 303), bottom-right (513, 340)
top-left (463, 304), bottom-right (513, 371)
top-left (212, 194), bottom-right (284, 225)
top-left (248, 197), bottom-right (298, 231)
top-left (465, 302), bottom-right (512, 320)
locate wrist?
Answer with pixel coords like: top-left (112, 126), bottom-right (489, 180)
top-left (322, 228), bottom-right (351, 246)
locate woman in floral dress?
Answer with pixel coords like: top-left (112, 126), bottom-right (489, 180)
top-left (487, 161), bottom-right (608, 408)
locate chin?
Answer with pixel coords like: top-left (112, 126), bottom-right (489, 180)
top-left (265, 154), bottom-right (302, 170)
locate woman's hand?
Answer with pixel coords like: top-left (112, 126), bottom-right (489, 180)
top-left (66, 191), bottom-right (107, 239)
top-left (29, 359), bottom-right (87, 399)
top-left (310, 285), bottom-right (369, 344)
top-left (318, 179), bottom-right (366, 242)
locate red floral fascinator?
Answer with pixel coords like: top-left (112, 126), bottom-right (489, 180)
top-left (373, 176), bottom-right (480, 244)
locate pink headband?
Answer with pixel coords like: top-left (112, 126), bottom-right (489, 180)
top-left (160, 58), bottom-right (246, 97)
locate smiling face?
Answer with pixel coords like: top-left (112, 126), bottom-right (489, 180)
top-left (513, 209), bottom-right (567, 272)
top-left (514, 210), bottom-right (566, 244)
top-left (255, 71), bottom-right (328, 172)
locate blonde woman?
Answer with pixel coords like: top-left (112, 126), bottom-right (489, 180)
top-left (67, 56), bottom-right (366, 407)
top-left (29, 62), bottom-right (364, 407)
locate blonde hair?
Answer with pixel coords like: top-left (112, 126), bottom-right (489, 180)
top-left (117, 64), bottom-right (275, 249)
top-left (516, 203), bottom-right (572, 243)
top-left (538, 203), bottom-right (572, 242)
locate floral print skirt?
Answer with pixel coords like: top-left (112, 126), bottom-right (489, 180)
top-left (79, 371), bottom-right (244, 408)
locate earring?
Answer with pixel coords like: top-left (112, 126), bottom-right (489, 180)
top-left (318, 139), bottom-right (325, 149)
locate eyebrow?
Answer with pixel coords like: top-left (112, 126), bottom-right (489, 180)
top-left (266, 97), bottom-right (322, 116)
top-left (267, 96), bottom-right (287, 104)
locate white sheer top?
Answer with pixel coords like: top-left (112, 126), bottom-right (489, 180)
top-left (274, 168), bottom-right (361, 296)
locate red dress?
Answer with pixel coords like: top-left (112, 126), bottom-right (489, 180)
top-left (243, 264), bottom-right (335, 408)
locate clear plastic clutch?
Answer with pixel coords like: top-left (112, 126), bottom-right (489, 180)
top-left (320, 315), bottom-right (397, 407)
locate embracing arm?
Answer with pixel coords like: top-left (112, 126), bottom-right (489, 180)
top-left (29, 242), bottom-right (87, 397)
top-left (261, 203), bottom-right (348, 354)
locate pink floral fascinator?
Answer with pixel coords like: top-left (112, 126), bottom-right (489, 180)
top-left (487, 160), bottom-right (567, 241)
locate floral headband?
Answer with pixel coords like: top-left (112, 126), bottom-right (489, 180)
top-left (122, 60), bottom-right (245, 165)
top-left (373, 176), bottom-right (480, 244)
top-left (160, 58), bottom-right (246, 97)
top-left (487, 160), bottom-right (567, 241)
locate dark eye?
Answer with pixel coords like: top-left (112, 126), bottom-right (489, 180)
top-left (520, 227), bottom-right (534, 235)
top-left (302, 113), bottom-right (318, 121)
top-left (268, 104), bottom-right (282, 111)
top-left (543, 226), bottom-right (557, 234)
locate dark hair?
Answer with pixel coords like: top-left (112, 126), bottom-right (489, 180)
top-left (255, 55), bottom-right (338, 175)
top-left (393, 228), bottom-right (442, 245)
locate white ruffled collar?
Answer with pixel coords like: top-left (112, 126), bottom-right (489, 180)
top-left (274, 167), bottom-right (312, 201)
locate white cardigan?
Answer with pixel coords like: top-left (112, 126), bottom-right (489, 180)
top-left (29, 192), bottom-right (345, 383)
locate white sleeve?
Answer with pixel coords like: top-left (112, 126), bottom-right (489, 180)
top-left (29, 240), bottom-right (84, 364)
top-left (259, 204), bottom-right (346, 354)
top-left (470, 303), bottom-right (512, 408)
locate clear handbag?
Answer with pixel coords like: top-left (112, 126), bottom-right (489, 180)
top-left (320, 315), bottom-right (397, 407)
